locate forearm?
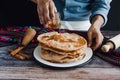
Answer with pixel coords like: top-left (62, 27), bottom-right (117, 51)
top-left (90, 0), bottom-right (112, 27)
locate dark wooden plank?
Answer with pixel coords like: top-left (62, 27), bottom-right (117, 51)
top-left (0, 67), bottom-right (120, 80)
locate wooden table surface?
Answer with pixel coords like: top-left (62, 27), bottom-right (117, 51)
top-left (0, 31), bottom-right (120, 80)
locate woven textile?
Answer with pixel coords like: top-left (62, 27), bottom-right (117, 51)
top-left (0, 26), bottom-right (120, 66)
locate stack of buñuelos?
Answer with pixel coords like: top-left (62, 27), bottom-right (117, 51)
top-left (37, 32), bottom-right (87, 63)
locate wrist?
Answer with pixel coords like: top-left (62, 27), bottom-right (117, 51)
top-left (91, 15), bottom-right (104, 29)
top-left (30, 0), bottom-right (37, 3)
top-left (36, 0), bottom-right (52, 4)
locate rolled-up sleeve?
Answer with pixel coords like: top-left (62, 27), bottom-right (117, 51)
top-left (90, 0), bottom-right (112, 27)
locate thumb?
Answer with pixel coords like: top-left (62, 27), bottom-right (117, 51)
top-left (87, 32), bottom-right (92, 47)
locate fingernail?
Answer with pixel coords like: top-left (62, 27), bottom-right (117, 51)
top-left (40, 19), bottom-right (43, 24)
top-left (88, 44), bottom-right (90, 47)
top-left (93, 48), bottom-right (96, 51)
top-left (52, 16), bottom-right (55, 19)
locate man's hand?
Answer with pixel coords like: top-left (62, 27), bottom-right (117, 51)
top-left (88, 15), bottom-right (104, 51)
top-left (36, 0), bottom-right (57, 26)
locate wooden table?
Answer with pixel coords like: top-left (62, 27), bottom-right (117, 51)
top-left (0, 31), bottom-right (120, 80)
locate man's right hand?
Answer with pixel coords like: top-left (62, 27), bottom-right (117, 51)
top-left (36, 0), bottom-right (57, 26)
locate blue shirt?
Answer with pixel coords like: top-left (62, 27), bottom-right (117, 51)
top-left (53, 0), bottom-right (112, 26)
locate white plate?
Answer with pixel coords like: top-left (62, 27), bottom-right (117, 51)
top-left (33, 46), bottom-right (93, 68)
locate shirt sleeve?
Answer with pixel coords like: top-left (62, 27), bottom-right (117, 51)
top-left (90, 0), bottom-right (112, 27)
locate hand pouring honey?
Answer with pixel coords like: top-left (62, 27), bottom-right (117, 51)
top-left (45, 12), bottom-right (61, 29)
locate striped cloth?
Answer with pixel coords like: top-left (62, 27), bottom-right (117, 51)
top-left (95, 38), bottom-right (120, 66)
top-left (0, 26), bottom-right (120, 66)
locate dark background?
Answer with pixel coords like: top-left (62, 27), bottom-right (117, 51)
top-left (0, 0), bottom-right (40, 26)
top-left (102, 0), bottom-right (120, 31)
top-left (0, 0), bottom-right (120, 31)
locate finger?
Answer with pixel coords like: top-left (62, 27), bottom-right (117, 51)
top-left (49, 1), bottom-right (57, 19)
top-left (43, 4), bottom-right (50, 25)
top-left (93, 35), bottom-right (103, 51)
top-left (37, 7), bottom-right (44, 24)
top-left (92, 37), bottom-right (100, 51)
top-left (87, 31), bottom-right (92, 47)
top-left (54, 5), bottom-right (57, 12)
top-left (92, 32), bottom-right (104, 51)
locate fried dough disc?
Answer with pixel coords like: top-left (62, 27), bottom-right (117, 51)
top-left (40, 48), bottom-right (86, 63)
top-left (37, 32), bottom-right (87, 52)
